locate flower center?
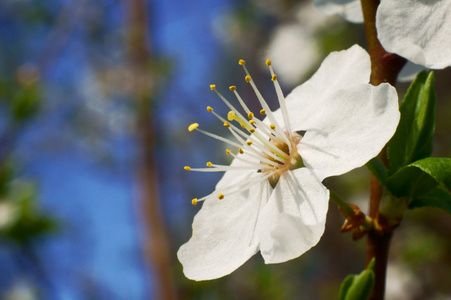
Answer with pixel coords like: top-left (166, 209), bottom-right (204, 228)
top-left (263, 132), bottom-right (304, 188)
top-left (184, 58), bottom-right (302, 205)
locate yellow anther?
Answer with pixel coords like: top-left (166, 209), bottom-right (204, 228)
top-left (218, 193), bottom-right (224, 200)
top-left (206, 162), bottom-right (213, 167)
top-left (271, 74), bottom-right (277, 81)
top-left (260, 109), bottom-right (266, 115)
top-left (224, 121), bottom-right (230, 128)
top-left (249, 128), bottom-right (255, 133)
top-left (265, 59), bottom-right (272, 66)
top-left (207, 106), bottom-right (213, 112)
top-left (227, 111), bottom-right (235, 121)
top-left (229, 86), bottom-right (236, 91)
top-left (188, 123), bottom-right (199, 132)
top-left (238, 148), bottom-right (244, 154)
top-left (245, 75), bottom-right (251, 82)
top-left (192, 198), bottom-right (198, 206)
top-left (247, 141), bottom-right (253, 146)
top-left (247, 112), bottom-right (254, 119)
top-left (184, 166), bottom-right (191, 171)
top-left (249, 120), bottom-right (256, 125)
top-left (210, 84), bottom-right (216, 90)
top-left (238, 59), bottom-right (245, 65)
top-left (226, 149), bottom-right (231, 155)
top-left (270, 124), bottom-right (276, 130)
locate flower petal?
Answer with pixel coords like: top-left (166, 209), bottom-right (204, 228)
top-left (258, 168), bottom-right (329, 264)
top-left (314, 0), bottom-right (363, 23)
top-left (376, 0), bottom-right (451, 69)
top-left (300, 83), bottom-right (399, 180)
top-left (279, 45), bottom-right (371, 132)
top-left (177, 172), bottom-right (271, 280)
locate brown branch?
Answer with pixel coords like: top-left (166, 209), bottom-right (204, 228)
top-left (125, 0), bottom-right (178, 299)
top-left (360, 0), bottom-right (406, 299)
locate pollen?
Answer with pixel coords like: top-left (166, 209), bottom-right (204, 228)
top-left (226, 149), bottom-right (231, 155)
top-left (224, 121), bottom-right (230, 128)
top-left (245, 75), bottom-right (251, 83)
top-left (206, 162), bottom-right (213, 167)
top-left (247, 141), bottom-right (253, 146)
top-left (192, 198), bottom-right (198, 206)
top-left (218, 193), bottom-right (224, 200)
top-left (248, 112), bottom-right (254, 119)
top-left (210, 84), bottom-right (216, 90)
top-left (238, 59), bottom-right (245, 65)
top-left (184, 166), bottom-right (191, 171)
top-left (249, 128), bottom-right (255, 133)
top-left (271, 74), bottom-right (277, 81)
top-left (188, 123), bottom-right (199, 132)
top-left (270, 124), bottom-right (276, 130)
top-left (265, 59), bottom-right (271, 66)
top-left (227, 111), bottom-right (235, 121)
top-left (229, 86), bottom-right (236, 91)
top-left (207, 106), bottom-right (213, 112)
top-left (260, 109), bottom-right (266, 115)
top-left (239, 148), bottom-right (244, 154)
top-left (249, 120), bottom-right (256, 125)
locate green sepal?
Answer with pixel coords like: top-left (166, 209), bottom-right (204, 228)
top-left (409, 187), bottom-right (451, 214)
top-left (387, 71), bottom-right (436, 175)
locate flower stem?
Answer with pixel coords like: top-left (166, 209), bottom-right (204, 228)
top-left (360, 0), bottom-right (406, 299)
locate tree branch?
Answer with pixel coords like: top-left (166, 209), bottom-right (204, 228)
top-left (360, 0), bottom-right (406, 299)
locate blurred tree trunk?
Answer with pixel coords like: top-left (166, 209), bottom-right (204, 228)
top-left (125, 0), bottom-right (178, 299)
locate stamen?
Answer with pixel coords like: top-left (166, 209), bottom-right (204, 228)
top-left (211, 85), bottom-right (248, 122)
top-left (192, 198), bottom-right (198, 205)
top-left (206, 162), bottom-right (213, 167)
top-left (260, 109), bottom-right (266, 115)
top-left (230, 87), bottom-right (251, 114)
top-left (195, 172), bottom-right (273, 204)
top-left (227, 148), bottom-right (280, 169)
top-left (267, 62), bottom-right (292, 139)
top-left (188, 123), bottom-right (199, 132)
top-left (191, 126), bottom-right (242, 148)
top-left (184, 166), bottom-right (191, 171)
top-left (218, 194), bottom-right (224, 200)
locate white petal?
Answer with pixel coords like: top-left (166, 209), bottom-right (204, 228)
top-left (258, 168), bottom-right (329, 264)
top-left (314, 0), bottom-right (363, 23)
top-left (300, 83), bottom-right (399, 180)
top-left (376, 0), bottom-right (451, 69)
top-left (177, 174), bottom-right (271, 280)
top-left (280, 45), bottom-right (371, 131)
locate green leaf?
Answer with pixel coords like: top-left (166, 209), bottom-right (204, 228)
top-left (409, 157), bottom-right (451, 190)
top-left (387, 71), bottom-right (436, 175)
top-left (387, 165), bottom-right (438, 199)
top-left (387, 157), bottom-right (451, 199)
top-left (366, 157), bottom-right (388, 186)
top-left (409, 187), bottom-right (451, 214)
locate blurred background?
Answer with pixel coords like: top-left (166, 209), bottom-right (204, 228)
top-left (0, 0), bottom-right (450, 299)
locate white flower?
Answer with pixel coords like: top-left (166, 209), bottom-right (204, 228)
top-left (178, 45), bottom-right (399, 281)
top-left (314, 0), bottom-right (451, 69)
top-left (376, 0), bottom-right (451, 69)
